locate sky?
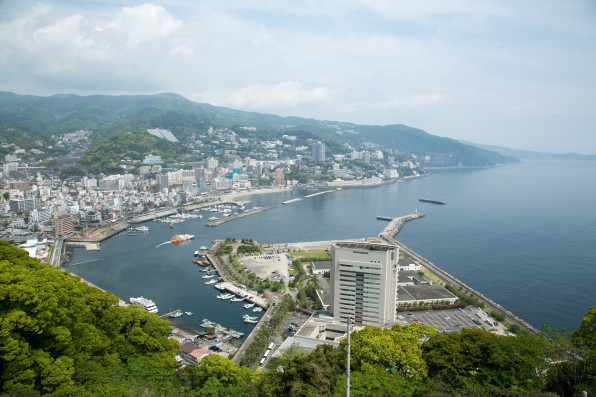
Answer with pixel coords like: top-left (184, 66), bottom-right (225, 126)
top-left (0, 1), bottom-right (595, 154)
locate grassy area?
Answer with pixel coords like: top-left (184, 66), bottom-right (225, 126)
top-left (420, 267), bottom-right (444, 285)
top-left (289, 249), bottom-right (330, 261)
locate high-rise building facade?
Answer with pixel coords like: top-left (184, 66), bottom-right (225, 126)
top-left (330, 241), bottom-right (399, 326)
top-left (312, 142), bottom-right (326, 162)
top-left (54, 211), bottom-right (73, 237)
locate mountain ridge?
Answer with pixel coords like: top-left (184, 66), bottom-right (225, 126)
top-left (0, 91), bottom-right (516, 168)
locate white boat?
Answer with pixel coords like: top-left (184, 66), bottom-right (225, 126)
top-left (253, 307), bottom-right (263, 312)
top-left (205, 279), bottom-right (217, 285)
top-left (135, 226), bottom-right (149, 232)
top-left (185, 312), bottom-right (193, 316)
top-left (129, 297), bottom-right (158, 313)
top-left (202, 274), bottom-right (215, 279)
top-left (217, 293), bottom-right (235, 300)
top-left (243, 314), bottom-right (258, 321)
top-left (200, 246), bottom-right (208, 250)
top-left (170, 310), bottom-right (183, 318)
top-left (214, 284), bottom-right (225, 290)
top-left (244, 318), bottom-right (258, 324)
top-left (208, 216), bottom-right (218, 221)
top-left (243, 303), bottom-right (255, 309)
top-left (231, 297), bottom-right (244, 302)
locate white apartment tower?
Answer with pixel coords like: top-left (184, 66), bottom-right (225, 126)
top-left (312, 142), bottom-right (325, 162)
top-left (330, 241), bottom-right (399, 326)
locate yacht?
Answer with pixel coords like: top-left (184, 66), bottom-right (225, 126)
top-left (129, 297), bottom-right (158, 313)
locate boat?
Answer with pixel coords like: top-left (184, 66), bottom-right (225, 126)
top-left (217, 293), bottom-right (235, 300)
top-left (200, 246), bottom-right (208, 250)
top-left (208, 216), bottom-right (218, 221)
top-left (243, 303), bottom-right (255, 309)
top-left (419, 198), bottom-right (446, 205)
top-left (231, 297), bottom-right (244, 302)
top-left (129, 297), bottom-right (158, 313)
top-left (243, 314), bottom-right (258, 321)
top-left (202, 274), bottom-right (215, 279)
top-left (170, 310), bottom-right (183, 318)
top-left (185, 312), bottom-right (193, 316)
top-left (204, 279), bottom-right (217, 285)
top-left (244, 318), bottom-right (258, 324)
top-left (171, 234), bottom-right (195, 244)
top-left (214, 284), bottom-right (225, 291)
top-left (169, 224), bottom-right (174, 229)
top-left (253, 307), bottom-right (263, 312)
top-left (135, 226), bottom-right (149, 232)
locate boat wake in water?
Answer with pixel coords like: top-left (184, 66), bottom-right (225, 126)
top-left (155, 241), bottom-right (172, 248)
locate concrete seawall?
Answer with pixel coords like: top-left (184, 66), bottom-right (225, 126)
top-left (378, 212), bottom-right (426, 239)
top-left (388, 237), bottom-right (540, 335)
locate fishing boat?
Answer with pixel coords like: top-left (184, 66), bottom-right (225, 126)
top-left (202, 274), bottom-right (215, 279)
top-left (253, 307), bottom-right (263, 312)
top-left (243, 303), bottom-right (255, 309)
top-left (135, 226), bottom-right (149, 232)
top-left (243, 318), bottom-right (258, 324)
top-left (169, 310), bottom-right (183, 318)
top-left (231, 297), bottom-right (245, 302)
top-left (214, 284), bottom-right (225, 291)
top-left (217, 293), bottom-right (235, 300)
top-left (205, 279), bottom-right (217, 285)
top-left (243, 314), bottom-right (258, 321)
top-left (185, 312), bottom-right (193, 316)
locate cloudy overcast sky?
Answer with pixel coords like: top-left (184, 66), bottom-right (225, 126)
top-left (1, 0), bottom-right (595, 154)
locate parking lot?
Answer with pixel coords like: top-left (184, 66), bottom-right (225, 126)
top-left (397, 307), bottom-right (488, 333)
top-left (239, 253), bottom-right (291, 282)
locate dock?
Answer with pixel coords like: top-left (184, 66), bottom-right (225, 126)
top-left (378, 212), bottom-right (425, 239)
top-left (281, 198), bottom-right (303, 205)
top-left (206, 205), bottom-right (276, 227)
top-left (129, 208), bottom-right (178, 224)
top-left (304, 189), bottom-right (337, 198)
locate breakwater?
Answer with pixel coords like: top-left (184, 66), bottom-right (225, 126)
top-left (206, 206), bottom-right (276, 227)
top-left (378, 213), bottom-right (426, 239)
top-left (129, 208), bottom-right (177, 224)
top-left (391, 237), bottom-right (540, 334)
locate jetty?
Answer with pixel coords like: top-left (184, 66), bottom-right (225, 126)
top-left (281, 198), bottom-right (303, 205)
top-left (206, 205), bottom-right (276, 227)
top-left (304, 189), bottom-right (337, 198)
top-left (378, 212), bottom-right (425, 239)
top-left (129, 208), bottom-right (178, 224)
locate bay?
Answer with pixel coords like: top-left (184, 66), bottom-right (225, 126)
top-left (70, 159), bottom-right (596, 332)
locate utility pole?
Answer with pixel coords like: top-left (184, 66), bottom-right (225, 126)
top-left (346, 315), bottom-right (351, 397)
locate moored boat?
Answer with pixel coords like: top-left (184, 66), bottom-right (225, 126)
top-left (129, 296), bottom-right (158, 313)
top-left (243, 303), bottom-right (255, 309)
top-left (205, 279), bottom-right (217, 285)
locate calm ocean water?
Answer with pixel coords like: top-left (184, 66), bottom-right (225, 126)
top-left (70, 159), bottom-right (596, 332)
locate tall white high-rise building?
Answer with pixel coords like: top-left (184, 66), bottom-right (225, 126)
top-left (312, 142), bottom-right (326, 162)
top-left (330, 241), bottom-right (399, 326)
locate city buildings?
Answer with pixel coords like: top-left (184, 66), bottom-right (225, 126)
top-left (330, 241), bottom-right (399, 327)
top-left (53, 211), bottom-right (73, 237)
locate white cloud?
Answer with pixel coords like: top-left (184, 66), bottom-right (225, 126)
top-left (192, 81), bottom-right (333, 109)
top-left (101, 3), bottom-right (182, 45)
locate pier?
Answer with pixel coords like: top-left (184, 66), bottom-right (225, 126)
top-left (378, 212), bottom-right (426, 239)
top-left (206, 205), bottom-right (276, 227)
top-left (281, 198), bottom-right (303, 205)
top-left (304, 189), bottom-right (338, 198)
top-left (129, 208), bottom-right (177, 224)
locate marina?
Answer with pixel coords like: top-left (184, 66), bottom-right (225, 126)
top-left (205, 205), bottom-right (276, 227)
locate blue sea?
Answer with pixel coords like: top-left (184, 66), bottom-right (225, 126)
top-left (70, 159), bottom-right (596, 332)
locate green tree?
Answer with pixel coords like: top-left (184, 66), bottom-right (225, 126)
top-left (344, 323), bottom-right (438, 378)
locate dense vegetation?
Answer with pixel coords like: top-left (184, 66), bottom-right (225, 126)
top-left (1, 241), bottom-right (593, 396)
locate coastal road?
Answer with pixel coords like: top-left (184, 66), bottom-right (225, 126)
top-left (232, 303), bottom-right (275, 365)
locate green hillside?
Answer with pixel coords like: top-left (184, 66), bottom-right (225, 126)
top-left (0, 91), bottom-right (516, 168)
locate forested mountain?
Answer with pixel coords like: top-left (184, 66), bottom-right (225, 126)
top-left (0, 92), bottom-right (516, 168)
top-left (0, 241), bottom-right (594, 396)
